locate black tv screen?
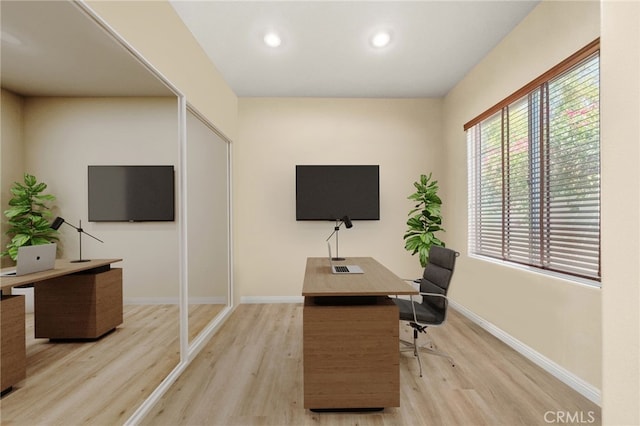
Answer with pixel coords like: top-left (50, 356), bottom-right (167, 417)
top-left (296, 165), bottom-right (380, 221)
top-left (88, 165), bottom-right (175, 222)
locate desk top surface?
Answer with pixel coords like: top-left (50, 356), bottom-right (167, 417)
top-left (302, 257), bottom-right (417, 297)
top-left (1, 258), bottom-right (122, 290)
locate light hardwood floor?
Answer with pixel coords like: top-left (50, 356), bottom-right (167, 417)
top-left (1, 303), bottom-right (600, 425)
top-left (0, 304), bottom-right (222, 425)
top-left (142, 303), bottom-right (601, 426)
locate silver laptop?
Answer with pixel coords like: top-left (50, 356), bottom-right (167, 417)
top-left (1, 243), bottom-right (57, 276)
top-left (328, 242), bottom-right (363, 274)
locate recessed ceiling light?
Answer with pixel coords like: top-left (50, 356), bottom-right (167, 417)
top-left (371, 31), bottom-right (391, 48)
top-left (1, 30), bottom-right (23, 46)
top-left (264, 32), bottom-right (282, 48)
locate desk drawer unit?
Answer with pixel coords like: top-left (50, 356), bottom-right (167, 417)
top-left (34, 267), bottom-right (123, 339)
top-left (303, 296), bottom-right (399, 409)
top-left (1, 295), bottom-right (27, 393)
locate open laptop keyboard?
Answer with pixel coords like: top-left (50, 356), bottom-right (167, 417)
top-left (334, 266), bottom-right (350, 273)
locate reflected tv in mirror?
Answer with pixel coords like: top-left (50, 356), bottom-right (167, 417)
top-left (88, 165), bottom-right (175, 222)
top-left (296, 165), bottom-right (380, 221)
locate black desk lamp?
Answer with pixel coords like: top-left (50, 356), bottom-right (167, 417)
top-left (51, 217), bottom-right (103, 263)
top-left (325, 215), bottom-right (353, 261)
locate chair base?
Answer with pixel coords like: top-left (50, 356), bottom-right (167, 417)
top-left (400, 333), bottom-right (455, 377)
top-left (401, 338), bottom-right (455, 364)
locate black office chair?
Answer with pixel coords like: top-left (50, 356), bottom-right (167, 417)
top-left (393, 245), bottom-right (459, 377)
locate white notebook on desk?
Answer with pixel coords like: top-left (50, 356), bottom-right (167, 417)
top-left (327, 242), bottom-right (363, 274)
top-left (0, 243), bottom-right (56, 277)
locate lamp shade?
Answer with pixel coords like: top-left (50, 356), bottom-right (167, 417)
top-left (51, 216), bottom-right (65, 230)
top-left (342, 215), bottom-right (353, 229)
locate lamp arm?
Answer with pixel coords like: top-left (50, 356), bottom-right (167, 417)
top-left (325, 219), bottom-right (344, 242)
top-left (80, 230), bottom-right (104, 244)
top-left (61, 219), bottom-right (104, 243)
top-left (60, 220), bottom-right (80, 231)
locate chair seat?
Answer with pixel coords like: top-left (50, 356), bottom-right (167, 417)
top-left (393, 297), bottom-right (445, 325)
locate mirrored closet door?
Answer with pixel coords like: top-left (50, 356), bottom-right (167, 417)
top-left (0, 1), bottom-right (181, 423)
top-left (186, 108), bottom-right (231, 344)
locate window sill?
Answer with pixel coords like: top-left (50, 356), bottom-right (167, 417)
top-left (468, 253), bottom-right (601, 289)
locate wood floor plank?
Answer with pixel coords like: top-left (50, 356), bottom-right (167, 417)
top-left (0, 305), bottom-right (186, 425)
top-left (143, 303), bottom-right (601, 426)
top-left (1, 303), bottom-right (600, 425)
top-left (189, 304), bottom-right (226, 342)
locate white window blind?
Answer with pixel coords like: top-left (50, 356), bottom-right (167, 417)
top-left (467, 45), bottom-right (600, 282)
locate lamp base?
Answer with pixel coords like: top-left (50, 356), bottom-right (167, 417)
top-left (331, 257), bottom-right (345, 261)
top-left (71, 259), bottom-right (91, 263)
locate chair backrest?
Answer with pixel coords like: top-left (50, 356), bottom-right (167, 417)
top-left (420, 246), bottom-right (458, 311)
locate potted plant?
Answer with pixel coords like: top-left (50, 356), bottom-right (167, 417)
top-left (403, 173), bottom-right (445, 267)
top-left (2, 173), bottom-right (58, 261)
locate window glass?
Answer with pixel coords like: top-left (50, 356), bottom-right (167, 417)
top-left (467, 49), bottom-right (600, 282)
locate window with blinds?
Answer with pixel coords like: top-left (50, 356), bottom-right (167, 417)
top-left (466, 40), bottom-right (600, 282)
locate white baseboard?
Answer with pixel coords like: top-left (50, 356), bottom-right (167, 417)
top-left (124, 297), bottom-right (227, 305)
top-left (241, 296), bottom-right (304, 304)
top-left (449, 300), bottom-right (601, 406)
top-left (187, 296), bottom-right (227, 305)
top-left (124, 297), bottom-right (179, 305)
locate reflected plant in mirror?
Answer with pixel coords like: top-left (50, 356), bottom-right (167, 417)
top-left (2, 173), bottom-right (59, 261)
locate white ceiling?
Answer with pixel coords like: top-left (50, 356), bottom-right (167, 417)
top-left (170, 0), bottom-right (540, 98)
top-left (1, 1), bottom-right (539, 99)
top-left (0, 1), bottom-right (173, 97)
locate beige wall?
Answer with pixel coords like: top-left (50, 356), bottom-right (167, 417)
top-left (601, 1), bottom-right (640, 424)
top-left (85, 0), bottom-right (238, 142)
top-left (23, 97), bottom-right (180, 300)
top-left (442, 0), bottom-right (601, 392)
top-left (0, 89), bottom-right (25, 267)
top-left (6, 0), bottom-right (638, 417)
top-left (236, 98), bottom-right (443, 299)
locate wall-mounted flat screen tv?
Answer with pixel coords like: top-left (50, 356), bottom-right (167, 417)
top-left (296, 165), bottom-right (380, 221)
top-left (88, 165), bottom-right (175, 222)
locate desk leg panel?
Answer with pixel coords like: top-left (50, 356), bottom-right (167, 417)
top-left (303, 298), bottom-right (399, 409)
top-left (34, 268), bottom-right (123, 339)
top-left (1, 295), bottom-right (27, 392)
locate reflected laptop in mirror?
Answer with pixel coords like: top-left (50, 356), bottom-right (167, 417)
top-left (327, 242), bottom-right (363, 274)
top-left (0, 243), bottom-right (57, 277)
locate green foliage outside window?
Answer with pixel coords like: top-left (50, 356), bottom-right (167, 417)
top-left (470, 51), bottom-right (600, 280)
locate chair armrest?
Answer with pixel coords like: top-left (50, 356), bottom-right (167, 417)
top-left (393, 279), bottom-right (420, 299)
top-left (419, 292), bottom-right (448, 307)
top-left (419, 292), bottom-right (447, 299)
top-left (417, 292), bottom-right (449, 324)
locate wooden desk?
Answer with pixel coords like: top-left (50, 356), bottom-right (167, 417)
top-left (302, 257), bottom-right (417, 410)
top-left (1, 295), bottom-right (25, 394)
top-left (1, 258), bottom-right (122, 291)
top-left (0, 259), bottom-right (122, 394)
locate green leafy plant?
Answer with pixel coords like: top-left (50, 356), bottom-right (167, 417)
top-left (403, 173), bottom-right (445, 267)
top-left (2, 173), bottom-right (58, 261)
